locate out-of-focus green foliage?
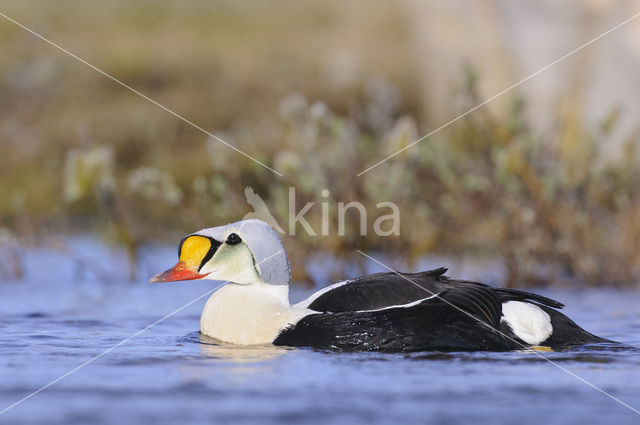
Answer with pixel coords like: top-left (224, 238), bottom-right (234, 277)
top-left (1, 1), bottom-right (638, 286)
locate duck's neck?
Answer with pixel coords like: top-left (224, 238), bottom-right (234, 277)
top-left (200, 282), bottom-right (308, 345)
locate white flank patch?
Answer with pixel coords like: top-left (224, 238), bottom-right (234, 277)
top-left (501, 301), bottom-right (553, 345)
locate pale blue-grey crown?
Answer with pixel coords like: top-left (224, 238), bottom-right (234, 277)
top-left (193, 219), bottom-right (290, 285)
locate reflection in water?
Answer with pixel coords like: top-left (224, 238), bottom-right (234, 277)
top-left (179, 331), bottom-right (290, 362)
top-left (175, 333), bottom-right (290, 383)
top-left (197, 333), bottom-right (289, 363)
top-left (406, 342), bottom-right (636, 364)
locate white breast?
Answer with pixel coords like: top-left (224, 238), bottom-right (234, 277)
top-left (501, 301), bottom-right (553, 345)
top-left (200, 283), bottom-right (311, 345)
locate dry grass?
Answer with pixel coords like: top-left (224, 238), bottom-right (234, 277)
top-left (1, 1), bottom-right (639, 286)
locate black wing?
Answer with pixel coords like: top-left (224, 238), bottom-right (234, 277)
top-left (494, 288), bottom-right (564, 309)
top-left (275, 296), bottom-right (515, 352)
top-left (306, 268), bottom-right (502, 328)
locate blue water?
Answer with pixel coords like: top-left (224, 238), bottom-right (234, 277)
top-left (1, 238), bottom-right (639, 424)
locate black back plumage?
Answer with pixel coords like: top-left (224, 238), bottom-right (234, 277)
top-left (306, 268), bottom-right (503, 328)
top-left (494, 287), bottom-right (564, 309)
top-left (275, 268), bottom-right (608, 351)
top-left (275, 295), bottom-right (516, 352)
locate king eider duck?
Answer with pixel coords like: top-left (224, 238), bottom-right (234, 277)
top-left (150, 219), bottom-right (609, 351)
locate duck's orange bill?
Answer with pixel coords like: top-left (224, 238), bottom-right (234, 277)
top-left (149, 261), bottom-right (209, 283)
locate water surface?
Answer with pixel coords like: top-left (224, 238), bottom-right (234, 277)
top-left (1, 239), bottom-right (639, 424)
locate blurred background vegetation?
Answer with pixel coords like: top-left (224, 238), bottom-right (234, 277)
top-left (1, 0), bottom-right (639, 286)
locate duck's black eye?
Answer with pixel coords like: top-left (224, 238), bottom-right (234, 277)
top-left (226, 233), bottom-right (241, 245)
